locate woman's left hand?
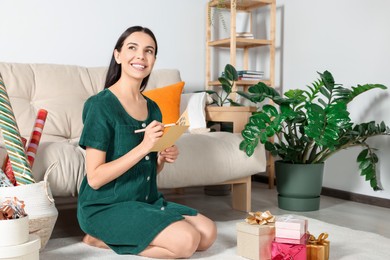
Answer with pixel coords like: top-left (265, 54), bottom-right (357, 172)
top-left (158, 145), bottom-right (179, 164)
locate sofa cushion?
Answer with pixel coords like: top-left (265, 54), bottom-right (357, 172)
top-left (32, 141), bottom-right (85, 197)
top-left (0, 63), bottom-right (105, 143)
top-left (157, 132), bottom-right (266, 188)
top-left (143, 81), bottom-right (185, 124)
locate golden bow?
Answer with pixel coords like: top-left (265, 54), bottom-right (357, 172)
top-left (245, 210), bottom-right (275, 225)
top-left (308, 232), bottom-right (329, 245)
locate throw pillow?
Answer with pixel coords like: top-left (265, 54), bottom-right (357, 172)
top-left (143, 81), bottom-right (185, 124)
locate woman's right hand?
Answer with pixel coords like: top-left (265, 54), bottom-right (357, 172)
top-left (141, 120), bottom-right (164, 151)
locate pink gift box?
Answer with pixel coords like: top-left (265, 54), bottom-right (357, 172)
top-left (274, 233), bottom-right (307, 245)
top-left (275, 216), bottom-right (307, 239)
top-left (271, 240), bottom-right (306, 260)
top-left (236, 222), bottom-right (275, 260)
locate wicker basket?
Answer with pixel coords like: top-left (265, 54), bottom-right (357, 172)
top-left (0, 163), bottom-right (58, 250)
top-left (29, 214), bottom-right (58, 250)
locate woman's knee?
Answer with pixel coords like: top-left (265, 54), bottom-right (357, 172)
top-left (154, 220), bottom-right (201, 258)
top-left (198, 221), bottom-right (217, 251)
top-left (176, 227), bottom-right (201, 258)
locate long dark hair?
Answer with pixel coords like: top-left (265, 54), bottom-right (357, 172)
top-left (104, 26), bottom-right (158, 91)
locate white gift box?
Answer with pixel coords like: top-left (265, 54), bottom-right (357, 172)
top-left (0, 216), bottom-right (29, 247)
top-left (275, 215), bottom-right (307, 240)
top-left (0, 234), bottom-right (40, 260)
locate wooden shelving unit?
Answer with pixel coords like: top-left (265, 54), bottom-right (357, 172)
top-left (206, 0), bottom-right (276, 93)
top-left (205, 0), bottom-right (276, 189)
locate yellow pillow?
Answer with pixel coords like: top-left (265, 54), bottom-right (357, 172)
top-left (143, 81), bottom-right (185, 124)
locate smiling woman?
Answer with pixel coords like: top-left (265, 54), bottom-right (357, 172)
top-left (76, 26), bottom-right (217, 259)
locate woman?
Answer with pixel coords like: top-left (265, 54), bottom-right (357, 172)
top-left (77, 26), bottom-right (217, 258)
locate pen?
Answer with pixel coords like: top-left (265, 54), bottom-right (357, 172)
top-left (134, 123), bottom-right (176, 133)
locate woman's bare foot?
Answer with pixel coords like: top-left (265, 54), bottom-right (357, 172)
top-left (82, 234), bottom-right (110, 249)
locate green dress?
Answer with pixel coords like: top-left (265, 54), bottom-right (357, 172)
top-left (77, 89), bottom-right (197, 255)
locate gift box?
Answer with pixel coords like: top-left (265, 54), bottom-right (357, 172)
top-left (0, 234), bottom-right (40, 260)
top-left (307, 233), bottom-right (330, 260)
top-left (0, 215), bottom-right (29, 247)
top-left (275, 215), bottom-right (307, 240)
top-left (271, 240), bottom-right (306, 260)
top-left (274, 233), bottom-right (307, 245)
top-left (236, 222), bottom-right (275, 260)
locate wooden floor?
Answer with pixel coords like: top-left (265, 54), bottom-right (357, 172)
top-left (52, 181), bottom-right (390, 239)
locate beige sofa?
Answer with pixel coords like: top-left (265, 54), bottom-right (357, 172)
top-left (0, 62), bottom-right (266, 212)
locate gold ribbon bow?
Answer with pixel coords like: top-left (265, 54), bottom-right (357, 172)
top-left (308, 232), bottom-right (329, 245)
top-left (307, 232), bottom-right (330, 260)
top-left (245, 210), bottom-right (275, 225)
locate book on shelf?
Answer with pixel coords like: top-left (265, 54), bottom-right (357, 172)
top-left (236, 32), bottom-right (254, 39)
top-left (237, 73), bottom-right (264, 78)
top-left (222, 70), bottom-right (264, 78)
top-left (237, 70), bottom-right (264, 75)
top-left (238, 76), bottom-right (263, 81)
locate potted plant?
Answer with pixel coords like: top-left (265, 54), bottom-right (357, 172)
top-left (197, 64), bottom-right (257, 134)
top-left (238, 70), bottom-right (390, 211)
top-left (198, 63), bottom-right (242, 107)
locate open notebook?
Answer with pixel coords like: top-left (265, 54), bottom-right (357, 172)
top-left (150, 110), bottom-right (189, 152)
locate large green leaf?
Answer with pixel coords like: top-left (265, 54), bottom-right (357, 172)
top-left (303, 79), bottom-right (323, 102)
top-left (224, 64), bottom-right (238, 81)
top-left (356, 148), bottom-right (382, 191)
top-left (236, 91), bottom-right (264, 103)
top-left (348, 84), bottom-right (387, 102)
top-left (263, 105), bottom-right (278, 117)
top-left (319, 86), bottom-right (331, 100)
top-left (284, 89), bottom-right (306, 104)
top-left (357, 149), bottom-right (368, 162)
top-left (247, 82), bottom-right (281, 103)
top-left (306, 101), bottom-right (352, 149)
top-left (218, 76), bottom-right (232, 94)
top-left (318, 70), bottom-right (335, 92)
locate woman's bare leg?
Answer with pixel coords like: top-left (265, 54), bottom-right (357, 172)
top-left (184, 214), bottom-right (217, 251)
top-left (83, 214), bottom-right (216, 258)
top-left (82, 234), bottom-right (110, 249)
top-left (139, 219), bottom-right (201, 259)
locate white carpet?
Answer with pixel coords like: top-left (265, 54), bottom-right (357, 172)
top-left (40, 216), bottom-right (390, 260)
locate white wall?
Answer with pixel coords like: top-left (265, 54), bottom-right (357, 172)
top-left (1, 0), bottom-right (390, 199)
top-left (0, 0), bottom-right (208, 92)
top-left (276, 0), bottom-right (390, 199)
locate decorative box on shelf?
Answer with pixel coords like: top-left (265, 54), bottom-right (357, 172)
top-left (236, 221), bottom-right (275, 260)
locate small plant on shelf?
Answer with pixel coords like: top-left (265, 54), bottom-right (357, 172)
top-left (197, 64), bottom-right (245, 107)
